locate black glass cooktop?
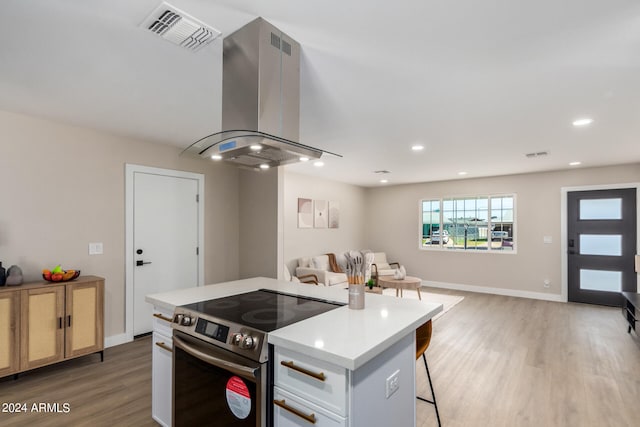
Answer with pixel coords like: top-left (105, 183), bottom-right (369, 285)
top-left (181, 289), bottom-right (344, 332)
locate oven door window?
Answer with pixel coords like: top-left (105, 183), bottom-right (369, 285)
top-left (174, 335), bottom-right (263, 426)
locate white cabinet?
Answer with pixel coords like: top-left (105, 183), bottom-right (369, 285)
top-left (273, 347), bottom-right (348, 426)
top-left (151, 307), bottom-right (173, 427)
top-left (274, 346), bottom-right (348, 416)
top-left (274, 386), bottom-right (347, 427)
top-left (273, 332), bottom-right (416, 427)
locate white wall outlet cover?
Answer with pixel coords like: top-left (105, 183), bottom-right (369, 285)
top-left (385, 369), bottom-right (400, 398)
top-left (543, 236), bottom-right (553, 244)
top-left (89, 242), bottom-right (104, 255)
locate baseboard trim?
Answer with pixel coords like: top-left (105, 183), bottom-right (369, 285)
top-left (423, 280), bottom-right (564, 302)
top-left (105, 333), bottom-right (131, 348)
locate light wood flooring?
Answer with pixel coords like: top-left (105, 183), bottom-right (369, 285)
top-left (417, 288), bottom-right (640, 427)
top-left (1, 289), bottom-right (639, 427)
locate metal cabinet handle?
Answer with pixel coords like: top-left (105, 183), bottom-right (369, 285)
top-left (281, 360), bottom-right (326, 382)
top-left (67, 315), bottom-right (72, 327)
top-left (153, 313), bottom-right (173, 323)
top-left (58, 317), bottom-right (63, 329)
top-left (155, 341), bottom-right (173, 353)
top-left (273, 399), bottom-right (316, 424)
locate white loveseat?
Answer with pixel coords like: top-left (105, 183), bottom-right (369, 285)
top-left (295, 255), bottom-right (348, 286)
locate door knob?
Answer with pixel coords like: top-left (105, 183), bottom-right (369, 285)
top-left (136, 260), bottom-right (152, 266)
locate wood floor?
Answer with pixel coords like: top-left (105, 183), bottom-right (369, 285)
top-left (417, 288), bottom-right (640, 427)
top-left (1, 289), bottom-right (639, 427)
top-left (0, 336), bottom-right (156, 427)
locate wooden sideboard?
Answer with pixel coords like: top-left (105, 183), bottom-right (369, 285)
top-left (0, 275), bottom-right (104, 379)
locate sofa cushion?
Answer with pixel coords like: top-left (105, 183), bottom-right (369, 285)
top-left (312, 255), bottom-right (330, 271)
top-left (298, 257), bottom-right (313, 268)
top-left (324, 271), bottom-right (348, 286)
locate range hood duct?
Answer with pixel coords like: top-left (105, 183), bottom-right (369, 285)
top-left (182, 17), bottom-right (340, 169)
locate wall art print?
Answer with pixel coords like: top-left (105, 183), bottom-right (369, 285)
top-left (328, 201), bottom-right (340, 229)
top-left (314, 200), bottom-right (328, 228)
top-left (297, 198), bottom-right (313, 228)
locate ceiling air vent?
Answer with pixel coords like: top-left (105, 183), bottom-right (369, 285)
top-left (525, 151), bottom-right (549, 158)
top-left (140, 2), bottom-right (221, 52)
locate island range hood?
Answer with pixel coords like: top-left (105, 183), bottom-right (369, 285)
top-left (182, 17), bottom-right (340, 169)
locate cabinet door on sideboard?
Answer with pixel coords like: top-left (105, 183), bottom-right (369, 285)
top-left (0, 291), bottom-right (20, 377)
top-left (20, 286), bottom-right (65, 371)
top-left (65, 280), bottom-right (104, 358)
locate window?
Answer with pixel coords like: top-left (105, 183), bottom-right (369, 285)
top-left (421, 195), bottom-right (515, 252)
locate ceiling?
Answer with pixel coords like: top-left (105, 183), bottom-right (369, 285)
top-left (2, 0), bottom-right (639, 187)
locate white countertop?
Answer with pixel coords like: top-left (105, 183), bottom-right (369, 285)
top-left (146, 277), bottom-right (442, 370)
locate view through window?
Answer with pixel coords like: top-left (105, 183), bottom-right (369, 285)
top-left (421, 195), bottom-right (515, 251)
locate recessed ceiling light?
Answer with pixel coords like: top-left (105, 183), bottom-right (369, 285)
top-left (380, 179), bottom-right (389, 184)
top-left (411, 145), bottom-right (424, 151)
top-left (299, 156), bottom-right (309, 162)
top-left (569, 161), bottom-right (581, 166)
top-left (259, 164), bottom-right (270, 170)
top-left (572, 118), bottom-right (593, 127)
top-left (250, 144), bottom-right (262, 151)
top-left (458, 171), bottom-right (468, 176)
top-left (211, 154), bottom-right (222, 160)
top-left (313, 161), bottom-right (324, 167)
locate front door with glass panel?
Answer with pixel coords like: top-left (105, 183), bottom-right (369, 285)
top-left (568, 188), bottom-right (637, 306)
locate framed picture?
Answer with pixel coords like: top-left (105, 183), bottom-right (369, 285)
top-left (297, 198), bottom-right (313, 228)
top-left (328, 201), bottom-right (340, 228)
top-left (314, 200), bottom-right (328, 228)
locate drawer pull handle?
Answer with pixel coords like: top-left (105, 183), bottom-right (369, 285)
top-left (281, 360), bottom-right (326, 382)
top-left (153, 313), bottom-right (173, 323)
top-left (274, 399), bottom-right (316, 424)
top-left (155, 341), bottom-right (173, 353)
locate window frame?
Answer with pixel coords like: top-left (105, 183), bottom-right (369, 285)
top-left (418, 193), bottom-right (517, 254)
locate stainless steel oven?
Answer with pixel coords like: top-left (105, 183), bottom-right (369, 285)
top-left (171, 289), bottom-right (343, 427)
top-left (173, 331), bottom-right (267, 426)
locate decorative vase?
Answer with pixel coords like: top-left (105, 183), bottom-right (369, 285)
top-left (348, 284), bottom-right (365, 309)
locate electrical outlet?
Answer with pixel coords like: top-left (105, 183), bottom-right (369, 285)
top-left (385, 370), bottom-right (400, 398)
top-left (89, 242), bottom-right (103, 255)
top-left (543, 279), bottom-right (550, 288)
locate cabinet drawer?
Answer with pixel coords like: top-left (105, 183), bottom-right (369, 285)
top-left (274, 347), bottom-right (348, 417)
top-left (152, 307), bottom-right (174, 336)
top-left (274, 386), bottom-right (347, 427)
top-left (152, 332), bottom-right (173, 427)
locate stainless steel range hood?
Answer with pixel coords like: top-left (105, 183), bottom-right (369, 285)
top-left (182, 17), bottom-right (340, 169)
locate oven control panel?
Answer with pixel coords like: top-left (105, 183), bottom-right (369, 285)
top-left (195, 318), bottom-right (229, 343)
top-left (172, 308), bottom-right (268, 362)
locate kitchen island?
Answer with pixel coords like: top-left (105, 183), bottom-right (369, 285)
top-left (146, 277), bottom-right (442, 426)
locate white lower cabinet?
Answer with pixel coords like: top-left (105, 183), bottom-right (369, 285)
top-left (151, 307), bottom-right (174, 427)
top-left (274, 386), bottom-right (347, 427)
top-left (273, 332), bottom-right (417, 427)
top-left (273, 347), bottom-right (348, 426)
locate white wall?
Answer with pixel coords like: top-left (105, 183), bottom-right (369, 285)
top-left (283, 171), bottom-right (367, 274)
top-left (365, 164), bottom-right (640, 299)
top-left (0, 110), bottom-right (240, 339)
top-left (238, 168), bottom-right (279, 279)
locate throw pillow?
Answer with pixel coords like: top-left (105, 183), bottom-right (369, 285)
top-left (312, 255), bottom-right (329, 271)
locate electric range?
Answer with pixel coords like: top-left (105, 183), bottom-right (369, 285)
top-left (170, 288), bottom-right (344, 426)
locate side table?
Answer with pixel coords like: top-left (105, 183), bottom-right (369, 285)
top-left (378, 276), bottom-right (422, 300)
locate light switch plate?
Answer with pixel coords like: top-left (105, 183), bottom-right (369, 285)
top-left (89, 242), bottom-right (103, 255)
top-left (543, 236), bottom-right (552, 244)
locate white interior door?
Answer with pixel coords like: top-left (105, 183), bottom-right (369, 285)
top-left (132, 169), bottom-right (201, 336)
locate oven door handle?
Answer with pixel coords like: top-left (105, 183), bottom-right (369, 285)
top-left (173, 334), bottom-right (259, 380)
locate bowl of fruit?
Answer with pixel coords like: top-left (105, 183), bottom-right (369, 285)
top-left (43, 265), bottom-right (81, 283)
